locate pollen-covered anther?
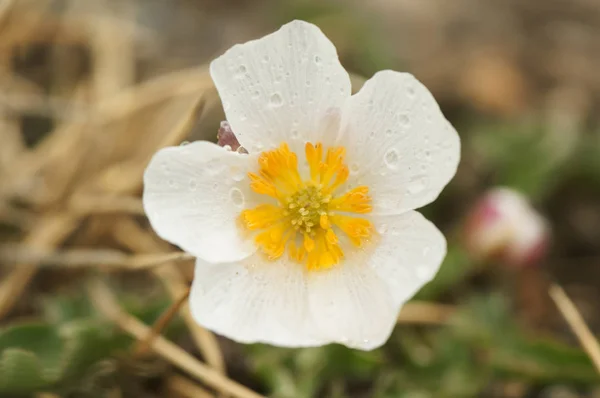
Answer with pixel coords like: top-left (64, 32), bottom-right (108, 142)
top-left (242, 142), bottom-right (374, 270)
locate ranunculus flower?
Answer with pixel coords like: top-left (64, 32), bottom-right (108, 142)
top-left (143, 20), bottom-right (460, 350)
top-left (464, 187), bottom-right (549, 267)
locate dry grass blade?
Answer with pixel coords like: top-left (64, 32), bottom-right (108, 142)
top-left (68, 194), bottom-right (145, 216)
top-left (111, 218), bottom-right (227, 377)
top-left (134, 287), bottom-right (191, 356)
top-left (549, 283), bottom-right (600, 373)
top-left (88, 278), bottom-right (264, 398)
top-left (166, 374), bottom-right (215, 398)
top-left (0, 245), bottom-right (193, 269)
top-left (0, 213), bottom-right (80, 319)
top-left (397, 301), bottom-right (455, 325)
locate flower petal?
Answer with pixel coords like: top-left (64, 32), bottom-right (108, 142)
top-left (190, 256), bottom-right (320, 347)
top-left (188, 212), bottom-right (445, 351)
top-left (210, 20), bottom-right (351, 153)
top-left (143, 141), bottom-right (258, 263)
top-left (340, 70), bottom-right (460, 214)
top-left (304, 212), bottom-right (444, 350)
top-left (306, 261), bottom-right (397, 350)
top-left (367, 211), bottom-right (447, 307)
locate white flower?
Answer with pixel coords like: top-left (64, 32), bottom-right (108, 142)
top-left (464, 188), bottom-right (549, 267)
top-left (143, 20), bottom-right (460, 350)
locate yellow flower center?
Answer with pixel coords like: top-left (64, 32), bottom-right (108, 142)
top-left (241, 142), bottom-right (374, 271)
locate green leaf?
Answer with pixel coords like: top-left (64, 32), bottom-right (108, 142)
top-left (0, 348), bottom-right (49, 393)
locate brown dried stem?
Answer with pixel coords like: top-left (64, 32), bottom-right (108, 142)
top-left (549, 283), bottom-right (600, 373)
top-left (88, 278), bottom-right (264, 398)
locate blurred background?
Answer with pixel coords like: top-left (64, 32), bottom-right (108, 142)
top-left (1, 0), bottom-right (600, 397)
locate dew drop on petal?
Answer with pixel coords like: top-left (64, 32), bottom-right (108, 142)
top-left (180, 140), bottom-right (190, 146)
top-left (314, 55), bottom-right (322, 65)
top-left (235, 65), bottom-right (247, 78)
top-left (189, 179), bottom-right (198, 191)
top-left (407, 85), bottom-right (416, 98)
top-left (384, 148), bottom-right (400, 169)
top-left (416, 265), bottom-right (430, 280)
top-left (407, 175), bottom-right (427, 194)
top-left (168, 179), bottom-right (176, 187)
top-left (269, 93), bottom-right (283, 107)
top-left (385, 129), bottom-right (393, 136)
top-left (377, 223), bottom-right (388, 234)
top-left (230, 187), bottom-right (245, 207)
top-left (291, 129), bottom-right (299, 139)
top-left (232, 171), bottom-right (245, 182)
top-left (350, 162), bottom-right (360, 174)
top-left (399, 114), bottom-right (410, 126)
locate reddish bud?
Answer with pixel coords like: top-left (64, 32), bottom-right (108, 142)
top-left (464, 188), bottom-right (549, 267)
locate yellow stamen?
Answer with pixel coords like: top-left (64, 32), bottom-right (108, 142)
top-left (241, 142), bottom-right (374, 271)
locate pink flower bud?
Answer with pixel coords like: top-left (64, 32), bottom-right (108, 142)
top-left (464, 188), bottom-right (549, 267)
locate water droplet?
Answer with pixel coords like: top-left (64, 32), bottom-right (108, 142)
top-left (230, 188), bottom-right (245, 207)
top-left (168, 179), bottom-right (175, 187)
top-left (325, 76), bottom-right (331, 84)
top-left (269, 93), bottom-right (283, 107)
top-left (378, 223), bottom-right (388, 234)
top-left (262, 55), bottom-right (270, 63)
top-left (407, 175), bottom-right (427, 194)
top-left (180, 140), bottom-right (190, 146)
top-left (306, 80), bottom-right (311, 87)
top-left (384, 148), bottom-right (400, 169)
top-left (212, 183), bottom-right (218, 191)
top-left (235, 65), bottom-right (247, 78)
top-left (240, 113), bottom-right (248, 121)
top-left (232, 171), bottom-right (245, 182)
top-left (223, 101), bottom-right (231, 111)
top-left (369, 131), bottom-right (375, 138)
top-left (291, 129), bottom-right (299, 139)
top-left (314, 55), bottom-right (322, 65)
top-left (189, 179), bottom-right (198, 191)
top-left (422, 246), bottom-right (431, 256)
top-left (416, 266), bottom-right (430, 280)
top-left (407, 85), bottom-right (416, 97)
top-left (362, 339), bottom-right (370, 345)
top-left (251, 90), bottom-right (260, 99)
top-left (223, 144), bottom-right (232, 151)
top-left (350, 163), bottom-right (360, 173)
top-left (385, 129), bottom-right (393, 136)
top-left (399, 114), bottom-right (410, 126)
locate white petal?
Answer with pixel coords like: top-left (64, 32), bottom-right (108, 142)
top-left (190, 256), bottom-right (320, 347)
top-left (143, 141), bottom-right (258, 263)
top-left (306, 262), bottom-right (397, 350)
top-left (340, 70), bottom-right (460, 214)
top-left (210, 20), bottom-right (351, 153)
top-left (367, 211), bottom-right (447, 307)
top-left (188, 212), bottom-right (446, 351)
